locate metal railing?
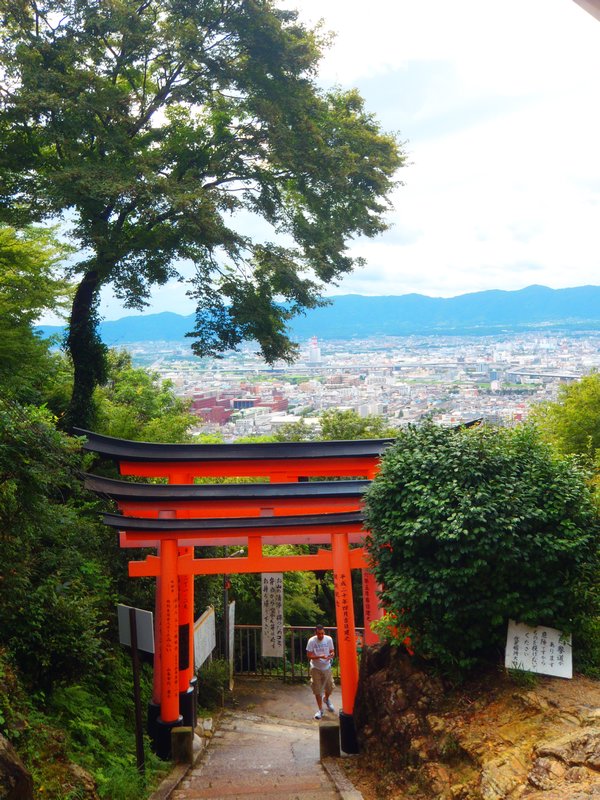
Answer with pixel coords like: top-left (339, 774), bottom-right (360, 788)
top-left (217, 625), bottom-right (365, 682)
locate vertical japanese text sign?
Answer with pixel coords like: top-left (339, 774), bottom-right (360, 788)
top-left (334, 571), bottom-right (352, 644)
top-left (505, 620), bottom-right (572, 679)
top-left (261, 573), bottom-right (284, 657)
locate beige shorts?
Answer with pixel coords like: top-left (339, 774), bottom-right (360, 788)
top-left (310, 667), bottom-right (334, 698)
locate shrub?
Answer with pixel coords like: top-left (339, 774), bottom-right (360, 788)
top-left (196, 659), bottom-right (230, 710)
top-left (365, 423), bottom-right (600, 676)
top-left (0, 401), bottom-right (114, 687)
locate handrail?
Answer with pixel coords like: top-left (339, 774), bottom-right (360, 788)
top-left (219, 624), bottom-right (366, 681)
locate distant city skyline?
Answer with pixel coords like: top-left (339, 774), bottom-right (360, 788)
top-left (144, 331), bottom-right (600, 441)
top-left (66, 1), bottom-right (600, 323)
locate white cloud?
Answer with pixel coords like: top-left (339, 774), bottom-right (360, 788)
top-left (93, 0), bottom-right (600, 319)
top-left (288, 0), bottom-right (599, 92)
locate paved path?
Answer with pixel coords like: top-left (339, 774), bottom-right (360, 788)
top-left (171, 678), bottom-right (342, 800)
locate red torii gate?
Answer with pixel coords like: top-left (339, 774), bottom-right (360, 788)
top-left (78, 430), bottom-right (392, 757)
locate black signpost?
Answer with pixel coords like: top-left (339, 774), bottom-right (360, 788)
top-left (129, 607), bottom-right (146, 777)
top-left (118, 604), bottom-right (154, 776)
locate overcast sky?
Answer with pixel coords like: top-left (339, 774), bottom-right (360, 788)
top-left (97, 0), bottom-right (600, 319)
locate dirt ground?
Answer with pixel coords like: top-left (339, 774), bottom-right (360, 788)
top-left (336, 671), bottom-right (600, 800)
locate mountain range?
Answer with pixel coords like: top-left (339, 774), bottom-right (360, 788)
top-left (37, 284), bottom-right (600, 344)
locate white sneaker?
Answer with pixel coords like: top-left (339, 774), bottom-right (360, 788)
top-left (324, 698), bottom-right (334, 713)
top-left (314, 710), bottom-right (323, 720)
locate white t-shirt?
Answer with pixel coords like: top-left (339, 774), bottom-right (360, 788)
top-left (306, 634), bottom-right (334, 671)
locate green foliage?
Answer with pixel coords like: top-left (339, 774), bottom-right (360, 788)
top-left (531, 372), bottom-right (600, 460)
top-left (0, 0), bottom-right (404, 427)
top-left (370, 611), bottom-right (414, 654)
top-left (365, 422), bottom-right (600, 676)
top-left (1, 648), bottom-right (168, 800)
top-left (93, 350), bottom-right (197, 442)
top-left (506, 667), bottom-right (538, 689)
top-left (0, 399), bottom-right (113, 687)
top-left (320, 409), bottom-right (398, 440)
top-left (196, 659), bottom-right (230, 710)
top-left (0, 225), bottom-right (72, 404)
top-left (274, 419), bottom-right (318, 442)
top-left (49, 658), bottom-right (167, 800)
top-left (273, 409), bottom-right (398, 443)
top-left (0, 649), bottom-right (28, 743)
top-left (574, 615), bottom-right (600, 679)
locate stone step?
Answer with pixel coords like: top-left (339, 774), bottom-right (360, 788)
top-left (172, 710), bottom-right (340, 799)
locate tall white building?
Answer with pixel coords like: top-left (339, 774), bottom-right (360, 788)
top-left (307, 336), bottom-right (322, 364)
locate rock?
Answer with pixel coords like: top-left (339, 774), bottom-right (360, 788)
top-left (536, 728), bottom-right (600, 769)
top-left (527, 756), bottom-right (566, 789)
top-left (409, 736), bottom-right (432, 764)
top-left (0, 732), bottom-right (33, 800)
top-left (351, 645), bottom-right (600, 800)
top-left (564, 766), bottom-right (589, 782)
top-left (449, 782), bottom-right (481, 800)
top-left (394, 687), bottom-right (408, 711)
top-left (65, 763), bottom-right (100, 800)
top-left (427, 714), bottom-right (448, 734)
top-left (480, 751), bottom-right (529, 800)
top-left (421, 761), bottom-right (451, 797)
top-left (514, 691), bottom-right (550, 713)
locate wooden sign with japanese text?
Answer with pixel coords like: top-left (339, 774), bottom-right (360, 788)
top-left (261, 573), bottom-right (284, 657)
top-left (505, 619), bottom-right (572, 679)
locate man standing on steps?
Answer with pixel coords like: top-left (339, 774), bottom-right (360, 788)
top-left (306, 624), bottom-right (335, 720)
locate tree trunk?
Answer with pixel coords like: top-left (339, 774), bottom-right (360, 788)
top-left (62, 269), bottom-right (107, 432)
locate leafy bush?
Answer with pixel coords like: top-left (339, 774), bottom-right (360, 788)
top-left (196, 659), bottom-right (230, 710)
top-left (49, 666), bottom-right (167, 800)
top-left (0, 400), bottom-right (114, 687)
top-left (0, 647), bottom-right (167, 799)
top-left (365, 423), bottom-right (600, 676)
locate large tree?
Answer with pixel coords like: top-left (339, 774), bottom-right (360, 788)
top-left (0, 0), bottom-right (404, 429)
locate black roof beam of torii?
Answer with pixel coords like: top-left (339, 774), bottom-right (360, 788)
top-left (102, 510), bottom-right (364, 533)
top-left (74, 428), bottom-right (395, 463)
top-left (83, 474), bottom-right (370, 501)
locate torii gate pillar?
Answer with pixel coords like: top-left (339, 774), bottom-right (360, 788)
top-left (155, 538), bottom-right (183, 758)
top-left (332, 531), bottom-right (360, 754)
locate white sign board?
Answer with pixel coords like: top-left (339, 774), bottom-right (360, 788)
top-left (261, 573), bottom-right (284, 658)
top-left (117, 604), bottom-right (155, 654)
top-left (194, 606), bottom-right (216, 670)
top-left (505, 619), bottom-right (572, 679)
